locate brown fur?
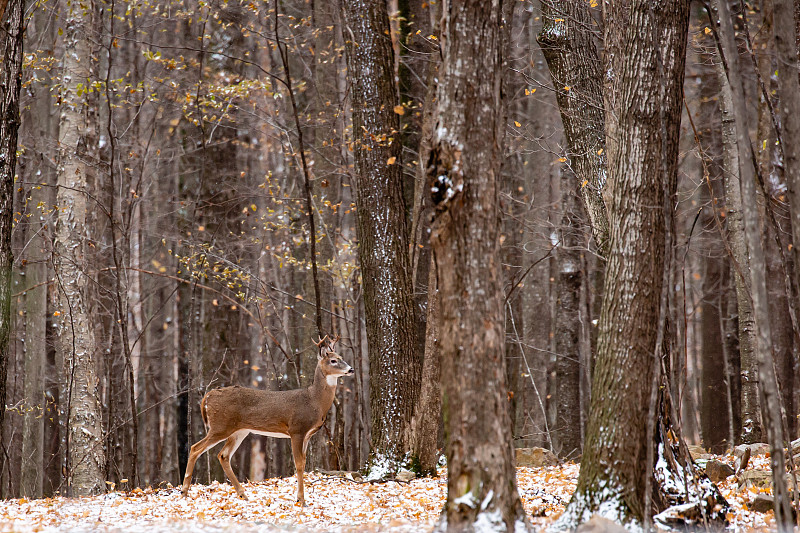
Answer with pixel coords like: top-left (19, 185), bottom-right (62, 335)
top-left (181, 340), bottom-right (352, 505)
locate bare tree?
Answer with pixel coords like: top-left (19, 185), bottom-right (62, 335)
top-left (537, 0), bottom-right (608, 256)
top-left (556, 1), bottom-right (690, 527)
top-left (341, 0), bottom-right (421, 475)
top-left (0, 0), bottom-right (24, 490)
top-left (428, 0), bottom-right (529, 529)
top-left (53, 0), bottom-right (105, 496)
top-left (716, 0), bottom-right (793, 527)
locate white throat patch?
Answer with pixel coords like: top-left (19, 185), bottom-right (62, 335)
top-left (326, 375), bottom-right (340, 387)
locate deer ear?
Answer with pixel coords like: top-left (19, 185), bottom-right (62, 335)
top-left (317, 346), bottom-right (327, 360)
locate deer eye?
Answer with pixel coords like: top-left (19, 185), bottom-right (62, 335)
top-left (330, 359), bottom-right (337, 364)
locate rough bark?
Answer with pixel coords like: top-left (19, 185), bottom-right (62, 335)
top-left (716, 0), bottom-right (793, 527)
top-left (537, 0), bottom-right (609, 256)
top-left (0, 0), bottom-right (24, 492)
top-left (556, 1), bottom-right (690, 527)
top-left (341, 0), bottom-right (421, 474)
top-left (428, 0), bottom-right (529, 529)
top-left (54, 0), bottom-right (106, 496)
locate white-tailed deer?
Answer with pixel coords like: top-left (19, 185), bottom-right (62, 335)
top-left (181, 336), bottom-right (353, 505)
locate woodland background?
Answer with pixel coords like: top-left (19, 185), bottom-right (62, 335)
top-left (0, 0), bottom-right (799, 528)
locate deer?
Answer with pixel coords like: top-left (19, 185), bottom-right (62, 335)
top-left (180, 335), bottom-right (353, 506)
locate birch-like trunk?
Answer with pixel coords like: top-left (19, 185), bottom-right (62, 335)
top-left (54, 0), bottom-right (105, 496)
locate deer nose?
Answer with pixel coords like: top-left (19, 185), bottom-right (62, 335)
top-left (346, 367), bottom-right (354, 375)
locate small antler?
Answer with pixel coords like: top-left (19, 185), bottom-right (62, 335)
top-left (313, 335), bottom-right (330, 348)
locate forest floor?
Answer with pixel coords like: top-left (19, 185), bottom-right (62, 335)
top-left (0, 452), bottom-right (779, 532)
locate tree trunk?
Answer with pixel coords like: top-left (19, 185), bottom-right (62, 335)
top-left (773, 0), bottom-right (800, 335)
top-left (408, 16), bottom-right (442, 472)
top-left (554, 176), bottom-right (583, 461)
top-left (20, 138), bottom-right (54, 500)
top-left (409, 254), bottom-right (441, 475)
top-left (428, 0), bottom-right (529, 529)
top-left (537, 0), bottom-right (609, 256)
top-left (0, 0), bottom-right (23, 493)
top-left (716, 41), bottom-right (759, 445)
top-left (557, 1), bottom-right (690, 527)
top-left (54, 0), bottom-right (106, 496)
top-left (716, 0), bottom-right (793, 527)
top-left (341, 0), bottom-right (421, 475)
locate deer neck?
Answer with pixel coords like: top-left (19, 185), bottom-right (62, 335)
top-left (310, 365), bottom-right (337, 411)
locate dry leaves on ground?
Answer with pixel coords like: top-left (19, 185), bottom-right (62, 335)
top-left (0, 456), bottom-right (784, 532)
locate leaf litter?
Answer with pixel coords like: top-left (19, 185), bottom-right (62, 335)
top-left (0, 455), bottom-right (785, 532)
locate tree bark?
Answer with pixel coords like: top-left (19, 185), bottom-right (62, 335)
top-left (428, 0), bottom-right (529, 529)
top-left (341, 0), bottom-right (421, 475)
top-left (716, 45), bottom-right (759, 445)
top-left (537, 0), bottom-right (609, 256)
top-left (696, 32), bottom-right (731, 453)
top-left (773, 0), bottom-right (800, 333)
top-left (20, 124), bottom-right (55, 499)
top-left (54, 0), bottom-right (106, 496)
top-left (0, 0), bottom-right (24, 492)
top-left (716, 0), bottom-right (793, 527)
top-left (554, 176), bottom-right (583, 460)
top-left (409, 255), bottom-right (441, 475)
top-left (408, 39), bottom-right (442, 478)
top-left (556, 1), bottom-right (690, 527)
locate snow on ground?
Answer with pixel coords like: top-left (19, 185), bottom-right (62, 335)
top-left (0, 457), bottom-right (786, 532)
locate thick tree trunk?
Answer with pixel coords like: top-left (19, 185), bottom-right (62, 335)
top-left (556, 1), bottom-right (690, 527)
top-left (537, 0), bottom-right (609, 256)
top-left (54, 0), bottom-right (106, 496)
top-left (716, 0), bottom-right (793, 527)
top-left (341, 0), bottom-right (421, 475)
top-left (428, 0), bottom-right (529, 530)
top-left (0, 0), bottom-right (23, 492)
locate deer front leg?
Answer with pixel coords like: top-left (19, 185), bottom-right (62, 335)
top-left (181, 435), bottom-right (221, 496)
top-left (217, 430), bottom-right (248, 500)
top-left (290, 434), bottom-right (307, 506)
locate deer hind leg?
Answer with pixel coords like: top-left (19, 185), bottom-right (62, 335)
top-left (290, 433), bottom-right (308, 506)
top-left (181, 433), bottom-right (224, 496)
top-left (218, 430), bottom-right (249, 499)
